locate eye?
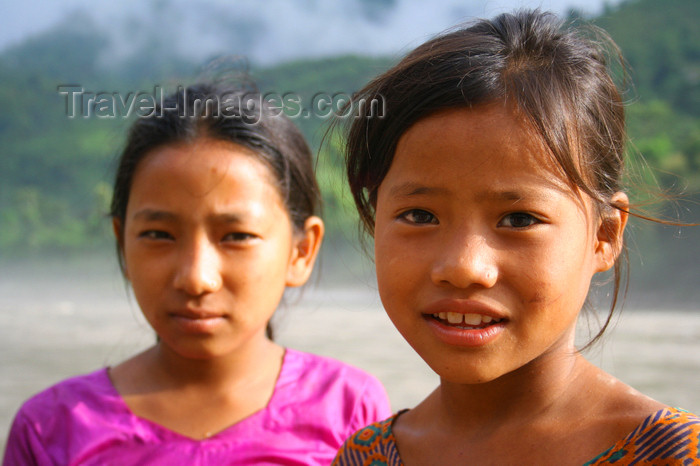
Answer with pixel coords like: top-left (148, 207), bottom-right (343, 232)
top-left (138, 230), bottom-right (173, 240)
top-left (499, 212), bottom-right (540, 229)
top-left (222, 232), bottom-right (257, 242)
top-left (398, 209), bottom-right (438, 225)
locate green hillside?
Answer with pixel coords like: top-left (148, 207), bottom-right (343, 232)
top-left (0, 0), bottom-right (697, 299)
top-left (594, 0), bottom-right (700, 186)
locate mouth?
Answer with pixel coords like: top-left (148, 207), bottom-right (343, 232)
top-left (169, 309), bottom-right (228, 330)
top-left (427, 312), bottom-right (504, 329)
top-left (170, 308), bottom-right (227, 320)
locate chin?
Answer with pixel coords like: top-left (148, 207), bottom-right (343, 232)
top-left (161, 339), bottom-right (235, 361)
top-left (424, 356), bottom-right (510, 386)
top-left (437, 370), bottom-right (503, 385)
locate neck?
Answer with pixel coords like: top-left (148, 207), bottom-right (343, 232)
top-left (435, 345), bottom-right (594, 431)
top-left (145, 335), bottom-right (285, 391)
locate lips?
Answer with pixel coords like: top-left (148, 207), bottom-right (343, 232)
top-left (430, 311), bottom-right (502, 328)
top-left (423, 299), bottom-right (506, 325)
top-left (169, 309), bottom-right (227, 333)
top-left (422, 299), bottom-right (507, 346)
top-left (170, 309), bottom-right (226, 320)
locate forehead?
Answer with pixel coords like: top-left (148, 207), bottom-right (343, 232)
top-left (128, 138), bottom-right (282, 205)
top-left (401, 104), bottom-right (543, 157)
top-left (139, 138), bottom-right (275, 184)
top-left (393, 104), bottom-right (561, 178)
top-left (380, 103), bottom-right (571, 198)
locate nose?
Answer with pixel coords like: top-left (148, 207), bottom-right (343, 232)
top-left (430, 230), bottom-right (498, 289)
top-left (173, 234), bottom-right (223, 296)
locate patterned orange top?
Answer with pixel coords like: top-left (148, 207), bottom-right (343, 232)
top-left (333, 407), bottom-right (700, 465)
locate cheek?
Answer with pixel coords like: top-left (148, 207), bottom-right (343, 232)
top-left (231, 247), bottom-right (290, 292)
top-left (375, 239), bottom-right (415, 289)
top-left (128, 262), bottom-right (165, 294)
top-left (512, 252), bottom-right (591, 320)
top-left (506, 250), bottom-right (574, 309)
top-left (375, 246), bottom-right (425, 330)
top-left (123, 250), bottom-right (157, 286)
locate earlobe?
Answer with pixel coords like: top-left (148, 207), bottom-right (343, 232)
top-left (594, 192), bottom-right (629, 273)
top-left (286, 216), bottom-right (325, 287)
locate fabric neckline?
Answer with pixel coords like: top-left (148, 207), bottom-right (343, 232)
top-left (583, 406), bottom-right (685, 465)
top-left (389, 407), bottom-right (683, 465)
top-left (101, 347), bottom-right (295, 442)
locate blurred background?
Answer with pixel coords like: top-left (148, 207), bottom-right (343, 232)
top-left (1, 0), bottom-right (698, 450)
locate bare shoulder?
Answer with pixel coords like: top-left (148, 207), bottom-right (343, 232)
top-left (389, 390), bottom-right (434, 459)
top-left (580, 368), bottom-right (700, 464)
top-left (580, 364), bottom-right (667, 440)
top-left (530, 364), bottom-right (671, 464)
top-left (390, 393), bottom-right (430, 443)
top-left (593, 367), bottom-right (665, 419)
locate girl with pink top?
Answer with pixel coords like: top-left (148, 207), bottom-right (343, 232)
top-left (3, 80), bottom-right (390, 465)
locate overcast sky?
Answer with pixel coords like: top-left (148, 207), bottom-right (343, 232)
top-left (1, 0), bottom-right (621, 64)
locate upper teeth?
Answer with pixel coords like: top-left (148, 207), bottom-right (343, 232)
top-left (434, 312), bottom-right (499, 325)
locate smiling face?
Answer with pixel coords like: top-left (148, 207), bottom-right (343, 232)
top-left (374, 104), bottom-right (619, 384)
top-left (117, 138), bottom-right (317, 360)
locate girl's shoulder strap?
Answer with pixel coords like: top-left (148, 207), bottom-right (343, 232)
top-left (584, 407), bottom-right (700, 465)
top-left (332, 409), bottom-right (407, 466)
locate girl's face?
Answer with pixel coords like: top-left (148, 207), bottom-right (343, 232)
top-left (374, 104), bottom-right (622, 384)
top-left (117, 138), bottom-right (317, 360)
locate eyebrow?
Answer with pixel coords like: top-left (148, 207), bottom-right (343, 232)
top-left (131, 209), bottom-right (246, 223)
top-left (388, 182), bottom-right (524, 199)
top-left (212, 213), bottom-right (246, 224)
top-left (386, 182), bottom-right (558, 204)
top-left (132, 209), bottom-right (178, 222)
top-left (387, 183), bottom-right (449, 198)
top-left (475, 190), bottom-right (524, 202)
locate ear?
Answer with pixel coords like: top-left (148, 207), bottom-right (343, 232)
top-left (594, 192), bottom-right (629, 273)
top-left (286, 216), bottom-right (324, 287)
top-left (112, 217), bottom-right (123, 244)
top-left (112, 217), bottom-right (129, 279)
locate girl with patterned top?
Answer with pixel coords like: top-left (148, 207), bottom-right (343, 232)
top-left (332, 9), bottom-right (700, 466)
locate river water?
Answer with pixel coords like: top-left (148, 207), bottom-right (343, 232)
top-left (2, 259), bottom-right (699, 452)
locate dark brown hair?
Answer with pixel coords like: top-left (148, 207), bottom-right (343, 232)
top-left (111, 80), bottom-right (321, 340)
top-left (342, 9), bottom-right (630, 347)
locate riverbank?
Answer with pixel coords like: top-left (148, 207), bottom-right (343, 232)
top-left (2, 261), bottom-right (699, 452)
